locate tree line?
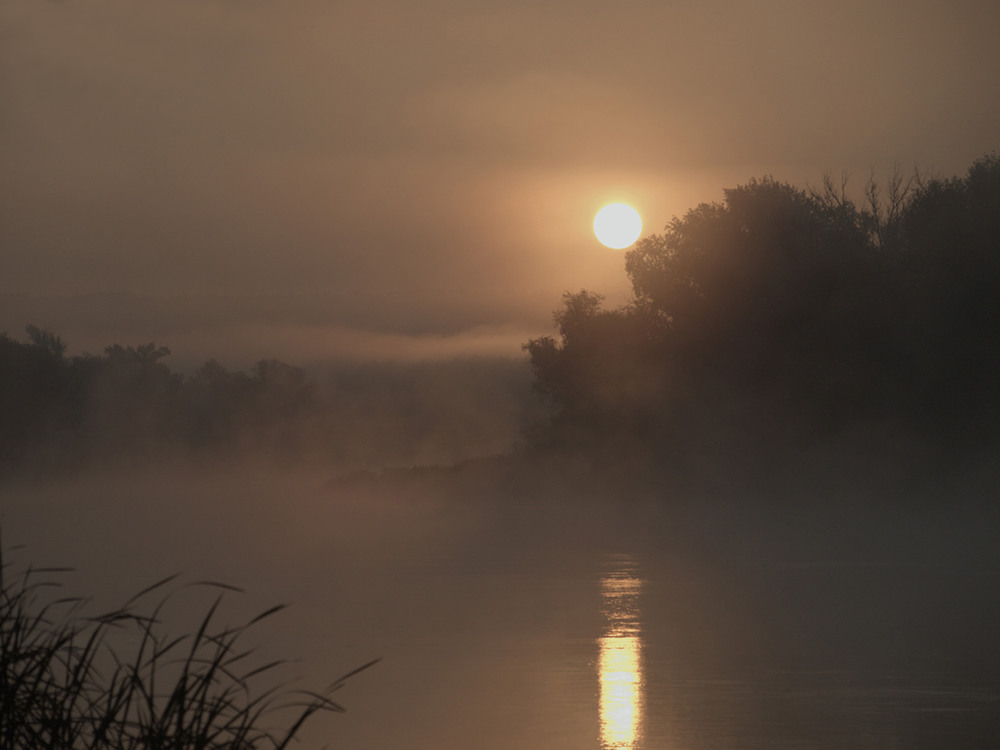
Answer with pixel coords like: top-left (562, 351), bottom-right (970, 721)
top-left (0, 331), bottom-right (322, 474)
top-left (4, 153), bottom-right (996, 481)
top-left (0, 329), bottom-right (532, 477)
top-left (524, 153), bottom-right (1000, 473)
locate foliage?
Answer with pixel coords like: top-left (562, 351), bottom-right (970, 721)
top-left (0, 336), bottom-right (317, 476)
top-left (524, 153), bottom-right (1000, 463)
top-left (0, 332), bottom-right (533, 478)
top-left (0, 543), bottom-right (376, 749)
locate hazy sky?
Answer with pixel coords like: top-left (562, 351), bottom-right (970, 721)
top-left (2, 0), bottom-right (998, 367)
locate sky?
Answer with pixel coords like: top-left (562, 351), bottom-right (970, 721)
top-left (2, 0), bottom-right (998, 369)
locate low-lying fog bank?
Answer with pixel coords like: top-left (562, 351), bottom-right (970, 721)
top-left (6, 445), bottom-right (1000, 624)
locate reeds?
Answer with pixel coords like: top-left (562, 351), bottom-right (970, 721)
top-left (0, 541), bottom-right (376, 749)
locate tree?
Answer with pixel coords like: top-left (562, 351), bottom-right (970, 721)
top-left (83, 343), bottom-right (183, 459)
top-left (524, 154), bottom-right (1000, 464)
top-left (0, 328), bottom-right (76, 471)
top-left (890, 152), bottom-right (1000, 443)
top-left (25, 325), bottom-right (67, 359)
top-left (525, 291), bottom-right (671, 447)
top-left (626, 178), bottom-right (883, 369)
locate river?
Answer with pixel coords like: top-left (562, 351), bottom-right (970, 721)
top-left (3, 464), bottom-right (999, 749)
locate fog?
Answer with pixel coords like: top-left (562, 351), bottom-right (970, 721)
top-left (5, 153), bottom-right (1000, 746)
top-left (4, 0), bottom-right (999, 741)
top-left (4, 452), bottom-right (1000, 749)
top-left (0, 327), bottom-right (543, 477)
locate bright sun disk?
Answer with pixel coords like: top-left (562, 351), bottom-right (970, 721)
top-left (594, 203), bottom-right (642, 249)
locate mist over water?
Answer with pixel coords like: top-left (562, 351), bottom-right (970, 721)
top-left (4, 457), bottom-right (1000, 750)
top-left (3, 0), bottom-right (999, 741)
top-left (5, 156), bottom-right (1000, 747)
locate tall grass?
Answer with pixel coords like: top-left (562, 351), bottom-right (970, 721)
top-left (0, 540), bottom-right (376, 749)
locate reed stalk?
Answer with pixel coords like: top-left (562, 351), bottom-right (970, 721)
top-left (0, 539), bottom-right (376, 749)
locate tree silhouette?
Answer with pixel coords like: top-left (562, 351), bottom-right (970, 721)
top-left (525, 292), bottom-right (666, 447)
top-left (0, 330), bottom-right (330, 475)
top-left (525, 153), bottom-right (1000, 465)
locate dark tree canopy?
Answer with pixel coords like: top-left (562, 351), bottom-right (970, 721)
top-left (525, 153), bottom-right (1000, 467)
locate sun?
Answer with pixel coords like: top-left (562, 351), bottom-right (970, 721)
top-left (594, 203), bottom-right (642, 249)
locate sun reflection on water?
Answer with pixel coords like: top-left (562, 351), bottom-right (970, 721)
top-left (599, 555), bottom-right (644, 750)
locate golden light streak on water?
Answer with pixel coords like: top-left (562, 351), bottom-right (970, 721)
top-left (598, 555), bottom-right (644, 750)
top-left (599, 633), bottom-right (642, 748)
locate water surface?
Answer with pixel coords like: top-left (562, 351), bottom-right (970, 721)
top-left (3, 467), bottom-right (999, 749)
